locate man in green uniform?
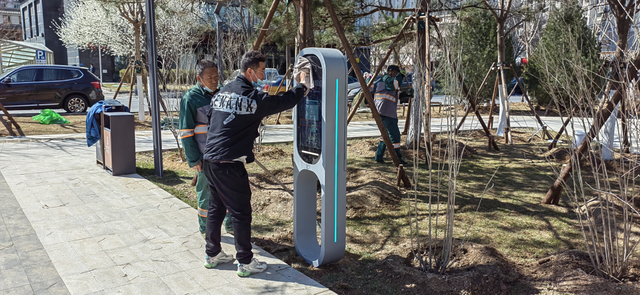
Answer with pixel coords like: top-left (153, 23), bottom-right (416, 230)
top-left (373, 64), bottom-right (407, 165)
top-left (179, 60), bottom-right (232, 238)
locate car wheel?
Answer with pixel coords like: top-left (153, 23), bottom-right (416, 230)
top-left (64, 95), bottom-right (88, 113)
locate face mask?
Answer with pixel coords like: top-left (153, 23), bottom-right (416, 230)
top-left (203, 85), bottom-right (215, 93)
top-left (251, 72), bottom-right (265, 91)
top-left (199, 78), bottom-right (215, 94)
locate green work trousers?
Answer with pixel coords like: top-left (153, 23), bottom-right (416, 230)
top-left (375, 115), bottom-right (403, 162)
top-left (196, 170), bottom-right (210, 234)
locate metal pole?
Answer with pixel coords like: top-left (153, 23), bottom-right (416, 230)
top-left (213, 4), bottom-right (224, 85)
top-left (145, 0), bottom-right (163, 177)
top-left (98, 44), bottom-right (103, 87)
top-left (0, 41), bottom-right (3, 73)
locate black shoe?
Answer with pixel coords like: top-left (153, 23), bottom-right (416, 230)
top-left (399, 160), bottom-right (408, 166)
top-left (375, 159), bottom-right (385, 164)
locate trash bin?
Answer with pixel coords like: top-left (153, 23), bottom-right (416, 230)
top-left (573, 130), bottom-right (586, 148)
top-left (102, 112), bottom-right (136, 176)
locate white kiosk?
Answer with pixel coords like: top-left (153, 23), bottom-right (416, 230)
top-left (293, 48), bottom-right (347, 267)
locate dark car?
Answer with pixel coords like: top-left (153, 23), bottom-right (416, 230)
top-left (0, 65), bottom-right (104, 113)
top-left (347, 73), bottom-right (414, 104)
top-left (507, 77), bottom-right (524, 95)
top-left (262, 75), bottom-right (287, 95)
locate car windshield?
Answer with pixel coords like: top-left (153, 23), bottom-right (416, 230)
top-left (0, 68), bottom-right (14, 80)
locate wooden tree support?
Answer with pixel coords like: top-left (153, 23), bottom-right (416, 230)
top-left (547, 63), bottom-right (607, 150)
top-left (252, 0), bottom-right (280, 51)
top-left (402, 98), bottom-right (412, 135)
top-left (325, 0), bottom-right (411, 188)
top-left (0, 102), bottom-right (21, 132)
top-left (508, 66), bottom-right (552, 139)
top-left (431, 23), bottom-right (499, 151)
top-left (113, 61), bottom-right (132, 101)
top-left (346, 15), bottom-right (414, 125)
top-left (455, 63), bottom-right (495, 134)
top-left (542, 55), bottom-right (640, 204)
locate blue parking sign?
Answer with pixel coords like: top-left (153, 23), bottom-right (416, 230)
top-left (36, 50), bottom-right (46, 64)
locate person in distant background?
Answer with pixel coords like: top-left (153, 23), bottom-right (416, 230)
top-left (372, 64), bottom-right (407, 165)
top-left (89, 63), bottom-right (96, 75)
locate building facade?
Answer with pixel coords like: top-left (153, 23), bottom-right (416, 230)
top-left (18, 0), bottom-right (115, 80)
top-left (0, 0), bottom-right (21, 40)
top-left (19, 0), bottom-right (67, 64)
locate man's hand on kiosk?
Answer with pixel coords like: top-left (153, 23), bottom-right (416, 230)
top-left (296, 72), bottom-right (307, 85)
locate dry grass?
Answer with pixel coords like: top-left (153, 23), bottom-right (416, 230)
top-left (0, 112), bottom-right (153, 137)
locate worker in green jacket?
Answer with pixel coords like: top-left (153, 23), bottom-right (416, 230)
top-left (179, 60), bottom-right (232, 237)
top-left (373, 64), bottom-right (407, 165)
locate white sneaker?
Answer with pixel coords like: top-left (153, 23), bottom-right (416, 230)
top-left (237, 258), bottom-right (268, 277)
top-left (204, 251), bottom-right (234, 269)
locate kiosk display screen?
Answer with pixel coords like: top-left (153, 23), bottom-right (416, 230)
top-left (297, 55), bottom-right (324, 164)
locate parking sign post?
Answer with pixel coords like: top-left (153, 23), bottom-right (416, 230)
top-left (35, 50), bottom-right (46, 64)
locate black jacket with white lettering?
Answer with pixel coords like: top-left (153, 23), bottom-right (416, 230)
top-left (203, 75), bottom-right (308, 163)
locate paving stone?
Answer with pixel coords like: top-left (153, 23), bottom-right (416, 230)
top-left (114, 230), bottom-right (147, 247)
top-left (118, 261), bottom-right (158, 283)
top-left (59, 227), bottom-right (92, 242)
top-left (166, 249), bottom-right (201, 271)
top-left (96, 234), bottom-right (127, 251)
top-left (127, 277), bottom-right (174, 294)
top-left (77, 250), bottom-right (116, 270)
top-left (161, 271), bottom-right (206, 294)
top-left (0, 284), bottom-right (34, 295)
top-left (23, 261), bottom-right (60, 284)
top-left (28, 278), bottom-right (69, 295)
top-left (69, 237), bottom-right (103, 256)
top-left (63, 272), bottom-right (102, 294)
top-left (12, 233), bottom-right (43, 253)
top-left (0, 267), bottom-right (30, 290)
top-left (105, 247), bottom-right (140, 266)
top-left (0, 248), bottom-right (21, 270)
top-left (15, 248), bottom-right (52, 268)
top-left (91, 266), bottom-right (130, 289)
top-left (187, 267), bottom-right (231, 289)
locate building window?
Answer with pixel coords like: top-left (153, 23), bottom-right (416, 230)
top-left (29, 4), bottom-right (35, 38)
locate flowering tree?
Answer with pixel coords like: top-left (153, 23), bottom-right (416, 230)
top-left (55, 0), bottom-right (207, 68)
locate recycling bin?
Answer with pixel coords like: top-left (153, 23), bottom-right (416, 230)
top-left (102, 112), bottom-right (136, 175)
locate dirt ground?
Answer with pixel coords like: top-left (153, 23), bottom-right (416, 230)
top-left (136, 129), bottom-right (640, 295)
top-left (245, 141), bottom-right (640, 295)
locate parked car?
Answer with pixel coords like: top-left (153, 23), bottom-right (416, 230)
top-left (265, 68), bottom-right (280, 82)
top-left (347, 73), bottom-right (414, 104)
top-left (0, 65), bottom-right (104, 113)
top-left (261, 75), bottom-right (287, 95)
top-left (507, 77), bottom-right (524, 95)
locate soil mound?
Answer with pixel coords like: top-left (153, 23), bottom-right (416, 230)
top-left (527, 250), bottom-right (640, 294)
top-left (346, 168), bottom-right (402, 217)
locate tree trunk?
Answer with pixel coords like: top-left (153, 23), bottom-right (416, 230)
top-left (295, 0), bottom-right (315, 49)
top-left (495, 20), bottom-right (511, 143)
top-left (406, 1), bottom-right (429, 150)
top-left (613, 12), bottom-right (630, 152)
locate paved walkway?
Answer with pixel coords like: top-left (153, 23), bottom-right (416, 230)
top-left (0, 140), bottom-right (333, 294)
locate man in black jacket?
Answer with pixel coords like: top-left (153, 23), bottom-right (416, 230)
top-left (202, 51), bottom-right (308, 277)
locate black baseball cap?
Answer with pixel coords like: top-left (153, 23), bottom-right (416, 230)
top-left (387, 65), bottom-right (400, 72)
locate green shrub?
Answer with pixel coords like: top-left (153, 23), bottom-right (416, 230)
top-left (524, 2), bottom-right (602, 107)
